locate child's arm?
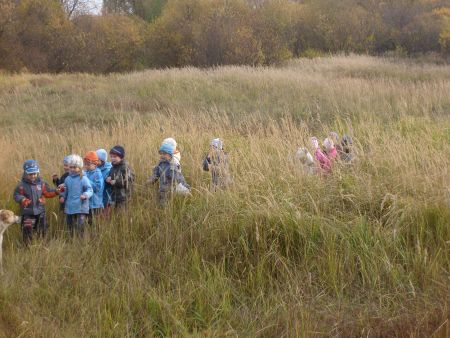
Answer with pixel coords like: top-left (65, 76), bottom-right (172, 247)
top-left (202, 156), bottom-right (210, 172)
top-left (176, 171), bottom-right (190, 189)
top-left (148, 165), bottom-right (160, 184)
top-left (81, 178), bottom-right (93, 200)
top-left (13, 184), bottom-right (30, 207)
top-left (42, 182), bottom-right (58, 198)
top-left (91, 171), bottom-right (103, 193)
top-left (52, 175), bottom-right (59, 187)
top-left (60, 178), bottom-right (68, 203)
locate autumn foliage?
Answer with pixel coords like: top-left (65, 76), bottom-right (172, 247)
top-left (0, 0), bottom-right (449, 73)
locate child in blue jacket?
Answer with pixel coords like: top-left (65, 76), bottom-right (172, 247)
top-left (13, 160), bottom-right (58, 244)
top-left (60, 155), bottom-right (93, 237)
top-left (83, 151), bottom-right (104, 226)
top-left (149, 143), bottom-right (190, 207)
top-left (96, 149), bottom-right (112, 209)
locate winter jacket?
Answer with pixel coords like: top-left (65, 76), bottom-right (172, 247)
top-left (53, 172), bottom-right (69, 187)
top-left (62, 173), bottom-right (93, 215)
top-left (315, 148), bottom-right (332, 172)
top-left (339, 150), bottom-right (355, 163)
top-left (202, 151), bottom-right (231, 188)
top-left (325, 147), bottom-right (338, 161)
top-left (84, 168), bottom-right (104, 209)
top-left (106, 160), bottom-right (135, 204)
top-left (98, 161), bottom-right (112, 205)
top-left (14, 176), bottom-right (57, 216)
top-left (150, 159), bottom-right (190, 193)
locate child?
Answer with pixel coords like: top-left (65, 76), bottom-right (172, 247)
top-left (162, 138), bottom-right (181, 167)
top-left (83, 151), bottom-right (104, 226)
top-left (295, 147), bottom-right (315, 175)
top-left (52, 155), bottom-right (71, 188)
top-left (13, 160), bottom-right (58, 244)
top-left (106, 145), bottom-right (135, 209)
top-left (202, 138), bottom-right (231, 190)
top-left (60, 155), bottom-right (93, 237)
top-left (52, 155), bottom-right (71, 210)
top-left (149, 143), bottom-right (190, 207)
top-left (329, 131), bottom-right (343, 157)
top-left (311, 137), bottom-right (331, 173)
top-left (96, 149), bottom-right (113, 210)
top-left (323, 137), bottom-right (338, 161)
top-left (339, 135), bottom-right (355, 163)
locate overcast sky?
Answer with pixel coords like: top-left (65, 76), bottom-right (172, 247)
top-left (90, 0), bottom-right (103, 14)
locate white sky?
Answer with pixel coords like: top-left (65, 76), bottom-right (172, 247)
top-left (90, 0), bottom-right (103, 15)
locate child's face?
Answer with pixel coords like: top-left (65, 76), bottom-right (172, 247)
top-left (26, 173), bottom-right (38, 182)
top-left (159, 152), bottom-right (172, 161)
top-left (84, 160), bottom-right (97, 171)
top-left (110, 154), bottom-right (122, 165)
top-left (69, 166), bottom-right (81, 175)
top-left (63, 163), bottom-right (70, 172)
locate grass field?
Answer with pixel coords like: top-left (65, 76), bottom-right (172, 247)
top-left (0, 55), bottom-right (449, 337)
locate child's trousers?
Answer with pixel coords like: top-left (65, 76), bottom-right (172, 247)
top-left (21, 213), bottom-right (47, 245)
top-left (66, 214), bottom-right (86, 237)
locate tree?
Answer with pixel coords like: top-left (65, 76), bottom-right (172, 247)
top-left (103, 0), bottom-right (167, 21)
top-left (59, 0), bottom-right (98, 18)
top-left (74, 14), bottom-right (147, 72)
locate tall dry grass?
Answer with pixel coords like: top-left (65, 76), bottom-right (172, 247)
top-left (0, 55), bottom-right (448, 337)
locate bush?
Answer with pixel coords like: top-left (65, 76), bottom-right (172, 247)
top-left (74, 15), bottom-right (148, 73)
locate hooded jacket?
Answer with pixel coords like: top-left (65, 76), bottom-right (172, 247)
top-left (14, 176), bottom-right (57, 216)
top-left (150, 159), bottom-right (189, 193)
top-left (62, 173), bottom-right (93, 214)
top-left (98, 161), bottom-right (112, 205)
top-left (107, 160), bottom-right (135, 203)
top-left (84, 167), bottom-right (104, 209)
top-left (202, 150), bottom-right (231, 187)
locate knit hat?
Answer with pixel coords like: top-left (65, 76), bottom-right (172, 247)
top-left (162, 137), bottom-right (177, 149)
top-left (23, 160), bottom-right (40, 174)
top-left (342, 135), bottom-right (353, 146)
top-left (310, 137), bottom-right (319, 150)
top-left (210, 138), bottom-right (223, 150)
top-left (159, 143), bottom-right (175, 156)
top-left (323, 138), bottom-right (335, 151)
top-left (63, 156), bottom-right (72, 165)
top-left (68, 155), bottom-right (84, 169)
top-left (110, 145), bottom-right (125, 159)
top-left (96, 149), bottom-right (108, 163)
top-left (84, 151), bottom-right (99, 164)
top-left (329, 131), bottom-right (339, 143)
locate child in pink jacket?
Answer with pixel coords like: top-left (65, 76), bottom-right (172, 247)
top-left (323, 137), bottom-right (338, 161)
top-left (311, 137), bottom-right (331, 173)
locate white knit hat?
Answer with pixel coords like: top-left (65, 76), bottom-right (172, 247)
top-left (310, 137), bottom-right (319, 150)
top-left (69, 154), bottom-right (84, 169)
top-left (210, 138), bottom-right (223, 150)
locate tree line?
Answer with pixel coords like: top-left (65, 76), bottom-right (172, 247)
top-left (0, 0), bottom-right (449, 73)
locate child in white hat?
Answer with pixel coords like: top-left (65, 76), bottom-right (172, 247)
top-left (162, 137), bottom-right (181, 167)
top-left (203, 138), bottom-right (231, 190)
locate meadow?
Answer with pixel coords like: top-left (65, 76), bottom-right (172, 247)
top-left (0, 55), bottom-right (449, 337)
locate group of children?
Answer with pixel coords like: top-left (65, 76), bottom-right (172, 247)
top-left (295, 132), bottom-right (355, 175)
top-left (12, 137), bottom-right (230, 243)
top-left (12, 132), bottom-right (353, 243)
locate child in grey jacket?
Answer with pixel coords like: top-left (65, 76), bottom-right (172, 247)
top-left (149, 143), bottom-right (190, 207)
top-left (203, 138), bottom-right (231, 191)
